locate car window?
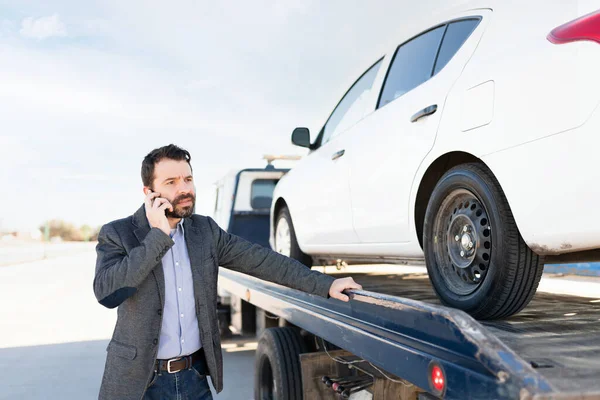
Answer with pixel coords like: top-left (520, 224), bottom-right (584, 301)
top-left (321, 59), bottom-right (382, 144)
top-left (433, 19), bottom-right (480, 75)
top-left (250, 179), bottom-right (277, 209)
top-left (378, 26), bottom-right (446, 108)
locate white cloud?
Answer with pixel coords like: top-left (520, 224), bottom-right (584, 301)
top-left (20, 14), bottom-right (67, 40)
top-left (0, 0), bottom-right (444, 231)
top-left (0, 19), bottom-right (16, 36)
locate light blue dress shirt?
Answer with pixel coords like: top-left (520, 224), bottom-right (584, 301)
top-left (156, 218), bottom-right (202, 359)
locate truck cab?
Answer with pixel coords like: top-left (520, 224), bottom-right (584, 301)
top-left (196, 155), bottom-right (301, 335)
top-left (198, 155), bottom-right (300, 247)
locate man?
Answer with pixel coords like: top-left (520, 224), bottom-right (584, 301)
top-left (93, 144), bottom-right (362, 400)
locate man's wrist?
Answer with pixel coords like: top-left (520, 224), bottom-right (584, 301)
top-left (148, 223), bottom-right (170, 236)
top-left (150, 226), bottom-right (173, 242)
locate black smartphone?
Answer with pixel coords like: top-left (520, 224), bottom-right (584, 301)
top-left (148, 189), bottom-right (168, 216)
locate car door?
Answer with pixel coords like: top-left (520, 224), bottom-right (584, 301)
top-left (347, 16), bottom-right (487, 244)
top-left (289, 59), bottom-right (383, 247)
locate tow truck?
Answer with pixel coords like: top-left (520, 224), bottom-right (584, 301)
top-left (205, 159), bottom-right (600, 399)
top-left (218, 265), bottom-right (600, 399)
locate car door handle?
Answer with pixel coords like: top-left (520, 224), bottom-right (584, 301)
top-left (332, 149), bottom-right (345, 160)
top-left (410, 104), bottom-right (437, 123)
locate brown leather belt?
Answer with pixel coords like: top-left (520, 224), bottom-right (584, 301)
top-left (156, 348), bottom-right (205, 374)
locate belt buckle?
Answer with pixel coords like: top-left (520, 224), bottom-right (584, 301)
top-left (167, 357), bottom-right (182, 374)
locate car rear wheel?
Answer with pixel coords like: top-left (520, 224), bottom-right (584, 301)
top-left (275, 206), bottom-right (312, 267)
top-left (423, 163), bottom-right (544, 319)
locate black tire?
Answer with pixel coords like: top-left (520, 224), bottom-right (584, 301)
top-left (423, 163), bottom-right (544, 320)
top-left (276, 207), bottom-right (312, 267)
top-left (254, 327), bottom-right (308, 400)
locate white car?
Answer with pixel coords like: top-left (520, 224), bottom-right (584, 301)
top-left (269, 0), bottom-right (600, 319)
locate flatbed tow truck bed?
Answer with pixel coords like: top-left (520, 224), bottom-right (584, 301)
top-left (218, 267), bottom-right (600, 399)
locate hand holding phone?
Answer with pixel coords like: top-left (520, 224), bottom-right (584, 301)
top-left (144, 189), bottom-right (173, 236)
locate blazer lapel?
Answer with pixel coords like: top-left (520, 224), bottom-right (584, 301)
top-left (183, 218), bottom-right (207, 306)
top-left (132, 205), bottom-right (165, 308)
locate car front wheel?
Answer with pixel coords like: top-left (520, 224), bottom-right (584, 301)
top-left (275, 206), bottom-right (312, 267)
top-left (423, 163), bottom-right (544, 319)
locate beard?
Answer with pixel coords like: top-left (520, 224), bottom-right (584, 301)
top-left (165, 193), bottom-right (196, 219)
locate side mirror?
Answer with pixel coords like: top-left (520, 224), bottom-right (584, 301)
top-left (291, 127), bottom-right (311, 148)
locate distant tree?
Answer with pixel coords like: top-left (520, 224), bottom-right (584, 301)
top-left (39, 220), bottom-right (102, 242)
top-left (39, 220), bottom-right (79, 241)
top-left (81, 225), bottom-right (92, 242)
top-left (88, 225), bottom-right (101, 242)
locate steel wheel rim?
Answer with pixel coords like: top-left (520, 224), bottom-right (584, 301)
top-left (432, 189), bottom-right (492, 296)
top-left (275, 216), bottom-right (291, 257)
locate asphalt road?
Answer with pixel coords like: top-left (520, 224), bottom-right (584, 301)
top-left (0, 251), bottom-right (255, 400)
top-left (0, 241), bottom-right (97, 266)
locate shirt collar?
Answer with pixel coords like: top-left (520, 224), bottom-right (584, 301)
top-left (170, 218), bottom-right (185, 237)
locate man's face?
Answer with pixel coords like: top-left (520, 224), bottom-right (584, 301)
top-left (146, 159), bottom-right (196, 219)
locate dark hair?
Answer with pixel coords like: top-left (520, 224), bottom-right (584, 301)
top-left (141, 144), bottom-right (192, 187)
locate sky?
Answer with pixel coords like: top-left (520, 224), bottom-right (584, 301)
top-left (0, 0), bottom-right (443, 232)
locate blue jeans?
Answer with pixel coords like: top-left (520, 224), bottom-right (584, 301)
top-left (144, 354), bottom-right (213, 400)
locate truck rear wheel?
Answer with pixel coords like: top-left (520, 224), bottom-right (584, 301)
top-left (275, 206), bottom-right (312, 267)
top-left (255, 327), bottom-right (307, 400)
top-left (423, 163), bottom-right (544, 319)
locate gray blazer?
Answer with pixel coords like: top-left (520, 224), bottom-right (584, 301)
top-left (93, 205), bottom-right (335, 400)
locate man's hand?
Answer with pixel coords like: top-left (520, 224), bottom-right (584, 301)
top-left (145, 191), bottom-right (173, 236)
top-left (329, 277), bottom-right (362, 302)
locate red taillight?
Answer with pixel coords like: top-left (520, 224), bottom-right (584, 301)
top-left (548, 9), bottom-right (600, 44)
top-left (428, 363), bottom-right (446, 396)
top-left (431, 366), bottom-right (445, 391)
